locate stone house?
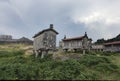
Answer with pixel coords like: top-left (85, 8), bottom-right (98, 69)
top-left (60, 32), bottom-right (92, 53)
top-left (104, 41), bottom-right (120, 52)
top-left (33, 24), bottom-right (59, 58)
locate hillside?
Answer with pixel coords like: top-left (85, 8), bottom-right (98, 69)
top-left (0, 44), bottom-right (120, 80)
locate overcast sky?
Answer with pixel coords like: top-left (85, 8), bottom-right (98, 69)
top-left (0, 0), bottom-right (120, 44)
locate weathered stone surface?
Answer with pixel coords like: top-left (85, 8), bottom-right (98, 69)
top-left (33, 24), bottom-right (58, 58)
top-left (60, 32), bottom-right (92, 52)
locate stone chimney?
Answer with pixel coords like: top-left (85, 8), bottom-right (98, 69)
top-left (50, 24), bottom-right (53, 29)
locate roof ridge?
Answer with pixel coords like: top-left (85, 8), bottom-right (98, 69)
top-left (33, 27), bottom-right (58, 38)
top-left (104, 41), bottom-right (120, 45)
top-left (63, 36), bottom-right (85, 41)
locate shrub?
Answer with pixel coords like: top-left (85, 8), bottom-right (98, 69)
top-left (95, 63), bottom-right (119, 72)
top-left (0, 50), bottom-right (24, 58)
top-left (78, 55), bottom-right (111, 67)
top-left (0, 48), bottom-right (120, 80)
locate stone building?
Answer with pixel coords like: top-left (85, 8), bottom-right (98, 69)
top-left (60, 32), bottom-right (92, 53)
top-left (17, 37), bottom-right (33, 44)
top-left (0, 35), bottom-right (33, 45)
top-left (0, 35), bottom-right (12, 40)
top-left (91, 44), bottom-right (104, 52)
top-left (33, 24), bottom-right (59, 58)
top-left (104, 41), bottom-right (120, 52)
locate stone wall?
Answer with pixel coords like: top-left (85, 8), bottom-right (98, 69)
top-left (62, 37), bottom-right (92, 51)
top-left (33, 30), bottom-right (57, 51)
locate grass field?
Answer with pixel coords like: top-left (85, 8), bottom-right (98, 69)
top-left (0, 44), bottom-right (120, 80)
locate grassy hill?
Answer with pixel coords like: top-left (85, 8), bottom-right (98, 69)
top-left (0, 44), bottom-right (120, 80)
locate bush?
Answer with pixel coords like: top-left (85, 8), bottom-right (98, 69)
top-left (78, 55), bottom-right (111, 67)
top-left (0, 48), bottom-right (120, 80)
top-left (0, 50), bottom-right (24, 57)
top-left (95, 63), bottom-right (119, 72)
top-left (95, 52), bottom-right (120, 56)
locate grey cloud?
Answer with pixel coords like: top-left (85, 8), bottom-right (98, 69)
top-left (0, 0), bottom-right (120, 43)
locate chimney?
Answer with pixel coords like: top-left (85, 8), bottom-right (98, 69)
top-left (50, 24), bottom-right (53, 29)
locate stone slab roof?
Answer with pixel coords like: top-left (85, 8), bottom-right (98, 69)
top-left (104, 41), bottom-right (120, 45)
top-left (62, 36), bottom-right (85, 41)
top-left (33, 24), bottom-right (59, 38)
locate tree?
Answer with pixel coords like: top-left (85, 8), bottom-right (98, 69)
top-left (95, 38), bottom-right (105, 44)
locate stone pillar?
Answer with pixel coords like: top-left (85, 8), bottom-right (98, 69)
top-left (83, 49), bottom-right (85, 55)
top-left (41, 50), bottom-right (47, 58)
top-left (35, 50), bottom-right (39, 58)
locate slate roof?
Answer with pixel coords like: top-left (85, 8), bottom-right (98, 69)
top-left (62, 36), bottom-right (85, 41)
top-left (33, 25), bottom-right (59, 38)
top-left (104, 41), bottom-right (120, 45)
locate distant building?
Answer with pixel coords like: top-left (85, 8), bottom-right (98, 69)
top-left (60, 32), bottom-right (92, 52)
top-left (0, 35), bottom-right (33, 45)
top-left (33, 24), bottom-right (59, 58)
top-left (0, 35), bottom-right (12, 40)
top-left (91, 41), bottom-right (120, 52)
top-left (17, 37), bottom-right (33, 44)
top-left (104, 41), bottom-right (120, 52)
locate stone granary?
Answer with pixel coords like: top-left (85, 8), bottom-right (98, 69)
top-left (60, 32), bottom-right (92, 54)
top-left (33, 24), bottom-right (59, 58)
top-left (104, 41), bottom-right (120, 52)
top-left (91, 44), bottom-right (104, 52)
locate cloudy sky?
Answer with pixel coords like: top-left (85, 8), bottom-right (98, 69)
top-left (0, 0), bottom-right (120, 44)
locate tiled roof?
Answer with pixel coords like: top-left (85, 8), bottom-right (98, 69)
top-left (104, 41), bottom-right (120, 45)
top-left (33, 27), bottom-right (58, 38)
top-left (62, 36), bottom-right (85, 41)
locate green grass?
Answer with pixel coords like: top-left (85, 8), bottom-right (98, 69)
top-left (0, 45), bottom-right (120, 80)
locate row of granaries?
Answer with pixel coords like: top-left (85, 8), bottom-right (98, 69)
top-left (59, 34), bottom-right (120, 53)
top-left (1, 24), bottom-right (120, 57)
top-left (32, 24), bottom-right (120, 58)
